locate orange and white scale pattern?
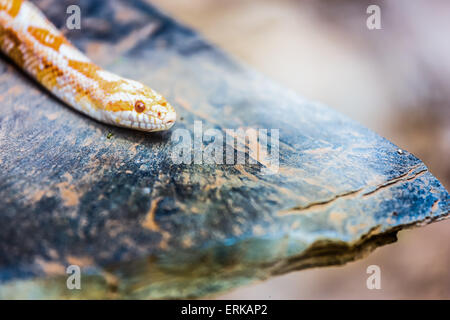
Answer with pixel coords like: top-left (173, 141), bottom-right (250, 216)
top-left (0, 0), bottom-right (176, 131)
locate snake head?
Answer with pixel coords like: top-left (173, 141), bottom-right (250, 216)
top-left (130, 90), bottom-right (177, 132)
top-left (103, 77), bottom-right (176, 132)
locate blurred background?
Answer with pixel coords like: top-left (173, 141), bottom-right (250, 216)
top-left (149, 0), bottom-right (450, 299)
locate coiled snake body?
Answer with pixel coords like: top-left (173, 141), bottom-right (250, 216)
top-left (0, 0), bottom-right (176, 132)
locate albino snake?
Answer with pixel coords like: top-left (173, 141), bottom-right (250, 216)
top-left (0, 0), bottom-right (176, 132)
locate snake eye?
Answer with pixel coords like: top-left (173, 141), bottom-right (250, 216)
top-left (134, 100), bottom-right (145, 113)
top-left (157, 111), bottom-right (162, 117)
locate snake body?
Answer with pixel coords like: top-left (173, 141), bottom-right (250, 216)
top-left (0, 0), bottom-right (176, 132)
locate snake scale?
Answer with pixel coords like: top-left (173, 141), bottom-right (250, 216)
top-left (0, 0), bottom-right (176, 132)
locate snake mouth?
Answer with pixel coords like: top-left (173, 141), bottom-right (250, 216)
top-left (103, 110), bottom-right (176, 132)
top-left (140, 110), bottom-right (177, 131)
top-left (162, 111), bottom-right (176, 127)
top-left (119, 120), bottom-right (174, 132)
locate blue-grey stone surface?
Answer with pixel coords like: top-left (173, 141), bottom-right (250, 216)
top-left (0, 0), bottom-right (448, 298)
